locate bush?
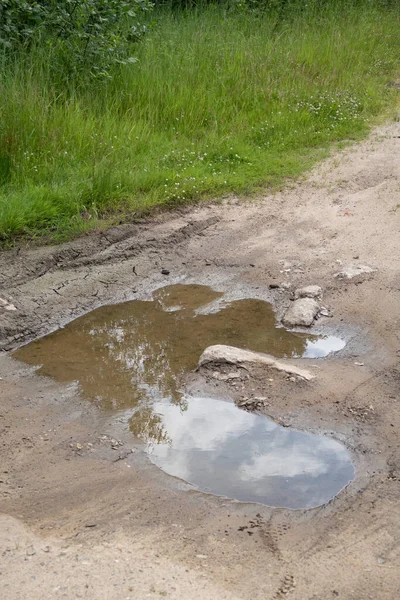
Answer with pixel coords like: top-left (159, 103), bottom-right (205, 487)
top-left (0, 0), bottom-right (152, 78)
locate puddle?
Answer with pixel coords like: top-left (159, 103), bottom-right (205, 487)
top-left (14, 284), bottom-right (353, 508)
top-left (142, 397), bottom-right (354, 510)
top-left (14, 284), bottom-right (344, 410)
top-left (303, 336), bottom-right (346, 358)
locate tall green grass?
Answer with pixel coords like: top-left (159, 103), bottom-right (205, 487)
top-left (0, 3), bottom-right (399, 242)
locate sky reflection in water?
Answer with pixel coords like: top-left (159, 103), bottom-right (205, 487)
top-left (143, 396), bottom-right (354, 509)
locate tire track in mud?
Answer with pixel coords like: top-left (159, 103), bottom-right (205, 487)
top-left (62, 216), bottom-right (220, 269)
top-left (0, 216), bottom-right (220, 350)
top-left (0, 216), bottom-right (219, 289)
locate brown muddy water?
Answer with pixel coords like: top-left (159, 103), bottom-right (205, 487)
top-left (14, 284), bottom-right (353, 509)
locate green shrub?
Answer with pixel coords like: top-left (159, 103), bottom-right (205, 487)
top-left (0, 0), bottom-right (152, 78)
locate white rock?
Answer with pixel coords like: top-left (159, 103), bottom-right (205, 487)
top-left (282, 298), bottom-right (319, 328)
top-left (294, 285), bottom-right (323, 300)
top-left (198, 345), bottom-right (314, 381)
top-left (0, 297), bottom-right (17, 311)
top-left (334, 264), bottom-right (376, 279)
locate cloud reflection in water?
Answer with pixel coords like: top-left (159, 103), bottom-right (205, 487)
top-left (144, 396), bottom-right (354, 509)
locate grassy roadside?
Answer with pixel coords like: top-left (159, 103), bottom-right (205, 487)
top-left (0, 3), bottom-right (399, 244)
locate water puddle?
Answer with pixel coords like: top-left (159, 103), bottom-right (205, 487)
top-left (142, 397), bottom-right (354, 509)
top-left (14, 284), bottom-right (353, 508)
top-left (303, 335), bottom-right (346, 358)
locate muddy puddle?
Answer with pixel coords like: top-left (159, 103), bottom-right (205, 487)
top-left (14, 284), bottom-right (353, 508)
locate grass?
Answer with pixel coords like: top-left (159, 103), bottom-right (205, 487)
top-left (0, 3), bottom-right (400, 243)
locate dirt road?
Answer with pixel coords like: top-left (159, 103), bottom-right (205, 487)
top-left (1, 121), bottom-right (399, 599)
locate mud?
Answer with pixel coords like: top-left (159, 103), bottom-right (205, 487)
top-left (1, 121), bottom-right (400, 599)
top-left (13, 283), bottom-right (353, 508)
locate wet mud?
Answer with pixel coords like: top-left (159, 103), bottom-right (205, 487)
top-left (14, 284), bottom-right (352, 508)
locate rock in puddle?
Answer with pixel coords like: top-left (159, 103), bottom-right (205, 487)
top-left (199, 345), bottom-right (314, 380)
top-left (282, 297), bottom-right (319, 328)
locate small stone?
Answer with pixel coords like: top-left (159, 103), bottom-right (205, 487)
top-left (212, 371), bottom-right (241, 382)
top-left (212, 372), bottom-right (227, 381)
top-left (354, 362), bottom-right (364, 366)
top-left (227, 372), bottom-right (241, 380)
top-left (161, 269), bottom-right (170, 275)
top-left (269, 283), bottom-right (280, 289)
top-left (282, 298), bottom-right (319, 328)
top-left (294, 285), bottom-right (323, 300)
top-left (196, 554), bottom-right (208, 559)
top-left (319, 307), bottom-right (331, 317)
top-left (0, 297), bottom-right (17, 311)
top-left (334, 264), bottom-right (376, 279)
top-left (5, 304), bottom-right (17, 311)
top-left (288, 377), bottom-right (296, 382)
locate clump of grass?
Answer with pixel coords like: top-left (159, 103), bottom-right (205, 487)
top-left (1, 3), bottom-right (400, 242)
